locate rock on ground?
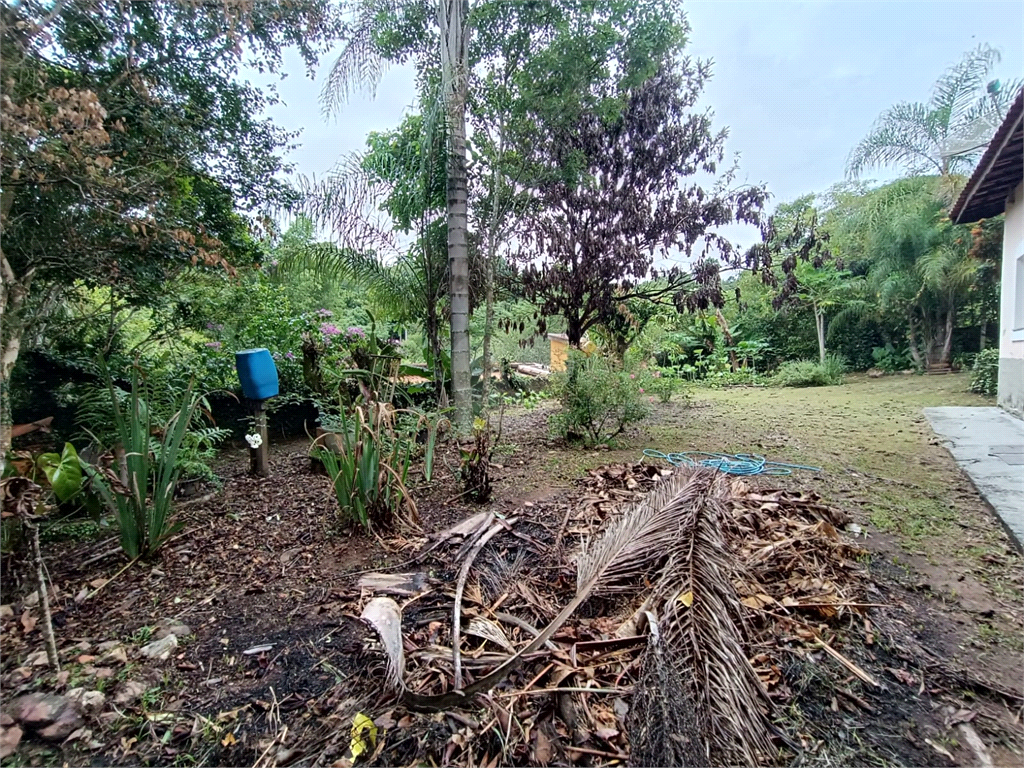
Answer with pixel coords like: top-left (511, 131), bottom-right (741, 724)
top-left (140, 633), bottom-right (178, 660)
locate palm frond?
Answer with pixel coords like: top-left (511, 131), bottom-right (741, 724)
top-left (846, 102), bottom-right (944, 178)
top-left (321, 0), bottom-right (399, 115)
top-left (930, 43), bottom-right (1001, 123)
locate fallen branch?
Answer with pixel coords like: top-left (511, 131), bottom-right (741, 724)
top-left (816, 638), bottom-right (878, 688)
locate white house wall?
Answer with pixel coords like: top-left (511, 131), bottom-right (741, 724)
top-left (998, 180), bottom-right (1024, 417)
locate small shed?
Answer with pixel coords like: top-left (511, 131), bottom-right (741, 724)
top-left (547, 333), bottom-right (597, 372)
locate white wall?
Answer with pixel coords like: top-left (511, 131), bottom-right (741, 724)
top-left (998, 181), bottom-right (1024, 416)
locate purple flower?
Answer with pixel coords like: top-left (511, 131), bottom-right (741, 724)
top-left (346, 326), bottom-right (367, 339)
top-left (638, 388), bottom-right (644, 393)
top-left (320, 322), bottom-right (341, 336)
top-left (316, 309), bottom-right (334, 318)
top-left (629, 373), bottom-right (635, 379)
top-left (205, 341), bottom-right (222, 350)
top-left (285, 351), bottom-right (295, 360)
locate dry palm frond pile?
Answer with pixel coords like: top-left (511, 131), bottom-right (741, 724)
top-left (318, 463), bottom-right (869, 768)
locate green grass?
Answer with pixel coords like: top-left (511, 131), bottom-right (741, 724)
top-left (611, 372), bottom-right (998, 549)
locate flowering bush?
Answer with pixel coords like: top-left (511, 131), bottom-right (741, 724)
top-left (645, 368), bottom-right (677, 403)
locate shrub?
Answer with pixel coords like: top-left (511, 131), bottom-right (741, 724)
top-left (970, 348), bottom-right (999, 396)
top-left (871, 343), bottom-right (912, 373)
top-left (82, 365), bottom-right (206, 559)
top-left (312, 402), bottom-right (419, 532)
top-left (646, 369), bottom-right (677, 402)
top-left (551, 352), bottom-right (649, 445)
top-left (774, 354), bottom-right (846, 388)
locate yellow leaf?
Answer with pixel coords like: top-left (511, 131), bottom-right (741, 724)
top-left (349, 712), bottom-right (377, 761)
top-left (677, 590), bottom-right (693, 608)
top-left (221, 732), bottom-right (236, 747)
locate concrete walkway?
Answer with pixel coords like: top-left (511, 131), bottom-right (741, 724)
top-left (924, 407), bottom-right (1024, 550)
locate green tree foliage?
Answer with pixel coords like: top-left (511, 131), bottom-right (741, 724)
top-left (828, 177), bottom-right (987, 369)
top-left (0, 0), bottom-right (339, 460)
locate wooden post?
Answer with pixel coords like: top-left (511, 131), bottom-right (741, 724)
top-left (249, 400), bottom-right (270, 477)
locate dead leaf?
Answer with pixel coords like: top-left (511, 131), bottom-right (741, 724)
top-left (221, 732), bottom-right (236, 747)
top-left (948, 708), bottom-right (977, 725)
top-left (533, 729), bottom-right (552, 766)
top-left (20, 610), bottom-right (36, 634)
top-left (887, 667), bottom-right (916, 686)
top-left (89, 578), bottom-right (108, 590)
top-left (677, 590), bottom-right (693, 608)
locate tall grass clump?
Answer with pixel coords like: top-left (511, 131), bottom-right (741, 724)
top-left (83, 364), bottom-right (206, 559)
top-left (773, 354), bottom-right (846, 387)
top-left (312, 402), bottom-right (419, 532)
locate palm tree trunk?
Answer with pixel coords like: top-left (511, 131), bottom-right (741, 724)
top-left (715, 308), bottom-right (739, 372)
top-left (939, 303), bottom-right (955, 367)
top-left (439, 0), bottom-right (472, 435)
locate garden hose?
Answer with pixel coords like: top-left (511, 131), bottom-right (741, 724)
top-left (642, 449), bottom-right (822, 476)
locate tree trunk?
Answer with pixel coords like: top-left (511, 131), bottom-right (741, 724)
top-left (425, 306), bottom-right (444, 402)
top-left (439, 0), bottom-right (472, 435)
top-left (939, 304), bottom-right (955, 367)
top-left (0, 189), bottom-right (32, 470)
top-left (715, 308), bottom-right (739, 372)
top-left (814, 303), bottom-right (826, 365)
top-left (566, 317), bottom-right (584, 349)
top-left (907, 314), bottom-right (923, 369)
top-left (480, 115), bottom-right (505, 409)
top-left (979, 321), bottom-right (987, 351)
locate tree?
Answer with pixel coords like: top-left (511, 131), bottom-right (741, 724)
top-left (0, 0), bottom-right (338, 460)
top-left (322, 0), bottom-right (473, 431)
top-left (834, 177), bottom-right (983, 369)
top-left (758, 196), bottom-right (857, 364)
top-left (516, 52), bottom-right (766, 347)
top-left (847, 43), bottom-right (1022, 200)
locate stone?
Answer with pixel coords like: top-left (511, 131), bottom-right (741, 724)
top-left (113, 681), bottom-right (147, 707)
top-left (80, 691), bottom-right (106, 714)
top-left (76, 654), bottom-right (97, 664)
top-left (96, 640), bottom-right (121, 653)
top-left (153, 621), bottom-right (191, 641)
top-left (7, 693), bottom-right (71, 728)
top-left (64, 689), bottom-right (104, 715)
top-left (0, 605), bottom-right (13, 621)
top-left (55, 670), bottom-right (70, 687)
top-left (72, 640), bottom-right (92, 653)
top-left (94, 668), bottom-right (115, 680)
top-left (0, 723), bottom-right (22, 759)
top-left (21, 591), bottom-right (39, 608)
top-left (25, 650), bottom-right (49, 666)
top-left (140, 634), bottom-right (177, 660)
top-left (37, 707), bottom-right (84, 742)
top-left (0, 714), bottom-right (12, 727)
top-left (101, 646), bottom-right (128, 665)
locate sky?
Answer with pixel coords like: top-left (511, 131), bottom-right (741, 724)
top-left (243, 0), bottom-right (1024, 249)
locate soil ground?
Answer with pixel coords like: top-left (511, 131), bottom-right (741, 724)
top-left (2, 372), bottom-right (1021, 767)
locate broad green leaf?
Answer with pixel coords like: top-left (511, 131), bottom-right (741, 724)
top-left (37, 443), bottom-right (84, 502)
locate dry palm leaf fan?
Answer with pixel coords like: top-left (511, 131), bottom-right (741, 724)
top-left (369, 469), bottom-right (775, 763)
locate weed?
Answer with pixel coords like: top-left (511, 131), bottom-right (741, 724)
top-left (130, 626), bottom-right (154, 645)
